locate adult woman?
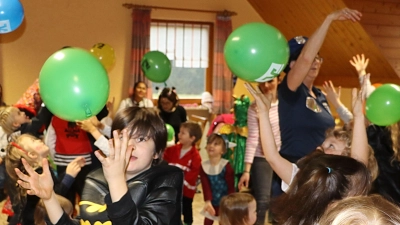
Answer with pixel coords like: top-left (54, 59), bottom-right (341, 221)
top-left (158, 87), bottom-right (187, 143)
top-left (278, 8), bottom-right (361, 163)
top-left (117, 81), bottom-right (154, 113)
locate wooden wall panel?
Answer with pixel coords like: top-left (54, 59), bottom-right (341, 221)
top-left (247, 0), bottom-right (400, 88)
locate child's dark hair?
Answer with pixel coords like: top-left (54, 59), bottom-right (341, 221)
top-left (219, 192), bottom-right (255, 225)
top-left (111, 107), bottom-right (167, 165)
top-left (180, 122), bottom-right (202, 145)
top-left (157, 87), bottom-right (179, 109)
top-left (207, 133), bottom-right (227, 154)
top-left (271, 151), bottom-right (371, 225)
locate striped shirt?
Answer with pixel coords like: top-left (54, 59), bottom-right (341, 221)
top-left (244, 101), bottom-right (281, 164)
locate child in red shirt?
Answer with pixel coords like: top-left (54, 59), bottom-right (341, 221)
top-left (163, 121), bottom-right (203, 225)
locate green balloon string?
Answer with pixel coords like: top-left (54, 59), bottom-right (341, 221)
top-left (164, 82), bottom-right (167, 87)
top-left (84, 104), bottom-right (92, 118)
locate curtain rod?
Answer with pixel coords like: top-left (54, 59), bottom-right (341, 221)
top-left (122, 3), bottom-right (237, 17)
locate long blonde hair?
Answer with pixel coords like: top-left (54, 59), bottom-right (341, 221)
top-left (5, 134), bottom-right (42, 220)
top-left (325, 128), bottom-right (378, 181)
top-left (390, 122), bottom-right (400, 162)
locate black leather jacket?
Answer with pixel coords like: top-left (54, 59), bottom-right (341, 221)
top-left (56, 164), bottom-right (183, 225)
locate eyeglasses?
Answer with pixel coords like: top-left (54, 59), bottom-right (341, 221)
top-left (314, 56), bottom-right (323, 63)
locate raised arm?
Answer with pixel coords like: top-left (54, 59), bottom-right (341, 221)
top-left (323, 80), bottom-right (353, 124)
top-left (350, 74), bottom-right (369, 165)
top-left (350, 54), bottom-right (375, 97)
top-left (287, 8), bottom-right (361, 91)
top-left (15, 158), bottom-right (65, 224)
top-left (244, 83), bottom-right (292, 184)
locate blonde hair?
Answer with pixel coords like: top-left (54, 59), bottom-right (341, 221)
top-left (34, 194), bottom-right (73, 225)
top-left (5, 134), bottom-right (42, 218)
top-left (0, 106), bottom-right (20, 134)
top-left (319, 194), bottom-right (400, 225)
top-left (325, 128), bottom-right (379, 181)
top-left (390, 122), bottom-right (400, 162)
top-left (219, 193), bottom-right (255, 225)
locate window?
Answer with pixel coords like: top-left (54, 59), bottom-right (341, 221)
top-left (150, 20), bottom-right (213, 102)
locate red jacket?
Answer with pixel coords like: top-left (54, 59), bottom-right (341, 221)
top-left (163, 143), bottom-right (201, 198)
top-left (52, 116), bottom-right (92, 155)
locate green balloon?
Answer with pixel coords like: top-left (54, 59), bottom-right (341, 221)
top-left (39, 47), bottom-right (109, 121)
top-left (166, 123), bottom-right (175, 142)
top-left (141, 51), bottom-right (171, 83)
top-left (365, 84), bottom-right (400, 126)
top-left (224, 22), bottom-right (289, 82)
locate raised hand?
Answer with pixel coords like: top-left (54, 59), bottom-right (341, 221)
top-left (350, 54), bottom-right (369, 77)
top-left (328, 8), bottom-right (362, 22)
top-left (94, 129), bottom-right (132, 183)
top-left (15, 158), bottom-right (54, 200)
top-left (66, 156), bottom-right (86, 178)
top-left (244, 82), bottom-right (272, 113)
top-left (323, 81), bottom-right (341, 106)
top-left (352, 74), bottom-right (370, 118)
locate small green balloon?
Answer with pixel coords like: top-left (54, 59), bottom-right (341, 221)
top-left (39, 47), bottom-right (109, 121)
top-left (165, 123), bottom-right (175, 142)
top-left (224, 22), bottom-right (289, 82)
top-left (141, 51), bottom-right (171, 83)
top-left (365, 84), bottom-right (400, 126)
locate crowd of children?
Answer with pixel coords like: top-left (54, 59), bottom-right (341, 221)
top-left (2, 5), bottom-right (400, 225)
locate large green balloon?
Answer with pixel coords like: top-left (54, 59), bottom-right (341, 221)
top-left (224, 22), bottom-right (289, 82)
top-left (166, 123), bottom-right (175, 142)
top-left (39, 48), bottom-right (109, 121)
top-left (365, 84), bottom-right (400, 126)
top-left (141, 51), bottom-right (171, 83)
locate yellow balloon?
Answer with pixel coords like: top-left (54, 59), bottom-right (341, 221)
top-left (90, 43), bottom-right (116, 71)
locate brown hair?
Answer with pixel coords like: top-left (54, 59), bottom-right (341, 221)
top-left (206, 133), bottom-right (227, 154)
top-left (34, 194), bottom-right (73, 225)
top-left (319, 194), bottom-right (400, 225)
top-left (219, 193), bottom-right (255, 225)
top-left (111, 107), bottom-right (167, 165)
top-left (157, 87), bottom-right (179, 110)
top-left (180, 122), bottom-right (203, 145)
top-left (271, 151), bottom-right (371, 225)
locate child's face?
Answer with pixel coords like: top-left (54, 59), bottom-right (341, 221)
top-left (160, 97), bottom-right (174, 112)
top-left (320, 136), bottom-right (347, 155)
top-left (178, 127), bottom-right (194, 146)
top-left (23, 136), bottom-right (49, 158)
top-left (206, 140), bottom-right (224, 158)
top-left (125, 135), bottom-right (157, 179)
top-left (247, 199), bottom-right (257, 225)
top-left (258, 77), bottom-right (279, 95)
top-left (13, 108), bottom-right (30, 127)
top-left (134, 83), bottom-right (147, 99)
